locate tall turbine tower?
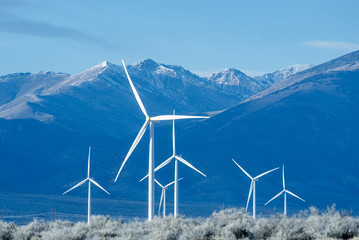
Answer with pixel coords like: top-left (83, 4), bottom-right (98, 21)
top-left (141, 110), bottom-right (206, 217)
top-left (232, 159), bottom-right (278, 219)
top-left (63, 147), bottom-right (110, 225)
top-left (114, 60), bottom-right (209, 221)
top-left (264, 165), bottom-right (305, 216)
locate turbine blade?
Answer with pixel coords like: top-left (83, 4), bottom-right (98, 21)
top-left (114, 120), bottom-right (149, 182)
top-left (89, 179), bottom-right (110, 195)
top-left (150, 115), bottom-right (209, 121)
top-left (176, 156), bottom-right (206, 177)
top-left (87, 146), bottom-right (91, 179)
top-left (286, 190), bottom-right (305, 202)
top-left (159, 190), bottom-right (164, 214)
top-left (246, 181), bottom-right (253, 212)
top-left (63, 178), bottom-right (88, 195)
top-left (264, 190), bottom-right (284, 205)
top-left (154, 156), bottom-right (174, 172)
top-left (282, 165), bottom-right (286, 190)
top-left (139, 174), bottom-right (148, 182)
top-left (122, 59), bottom-right (148, 118)
top-left (255, 167), bottom-right (279, 179)
top-left (164, 177), bottom-right (183, 188)
top-left (154, 179), bottom-right (164, 188)
top-left (232, 159), bottom-right (252, 179)
top-left (139, 156), bottom-right (174, 182)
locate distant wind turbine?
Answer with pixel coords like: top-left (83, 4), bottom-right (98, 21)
top-left (114, 60), bottom-right (209, 221)
top-left (264, 165), bottom-right (305, 216)
top-left (154, 178), bottom-right (183, 217)
top-left (140, 110), bottom-right (207, 217)
top-left (63, 146), bottom-right (110, 225)
top-left (232, 158), bottom-right (278, 219)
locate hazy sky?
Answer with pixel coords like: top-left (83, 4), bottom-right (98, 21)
top-left (0, 0), bottom-right (358, 76)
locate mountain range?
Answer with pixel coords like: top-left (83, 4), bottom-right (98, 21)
top-left (180, 50), bottom-right (359, 212)
top-left (0, 51), bottom-right (358, 223)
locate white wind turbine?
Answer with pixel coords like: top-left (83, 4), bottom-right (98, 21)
top-left (140, 110), bottom-right (207, 217)
top-left (154, 178), bottom-right (183, 217)
top-left (232, 159), bottom-right (278, 219)
top-left (63, 147), bottom-right (110, 225)
top-left (114, 60), bottom-right (209, 221)
top-left (264, 165), bottom-right (305, 216)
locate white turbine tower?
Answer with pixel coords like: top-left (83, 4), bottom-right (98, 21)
top-left (232, 158), bottom-right (278, 219)
top-left (154, 178), bottom-right (183, 217)
top-left (114, 60), bottom-right (209, 221)
top-left (63, 147), bottom-right (110, 225)
top-left (264, 165), bottom-right (305, 216)
top-left (140, 110), bottom-right (207, 217)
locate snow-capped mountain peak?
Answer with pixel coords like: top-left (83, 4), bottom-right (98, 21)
top-left (133, 59), bottom-right (159, 70)
top-left (95, 61), bottom-right (110, 68)
top-left (209, 68), bottom-right (252, 86)
top-left (86, 60), bottom-right (114, 73)
top-left (207, 68), bottom-right (264, 98)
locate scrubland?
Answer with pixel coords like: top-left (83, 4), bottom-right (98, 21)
top-left (1, 206), bottom-right (358, 240)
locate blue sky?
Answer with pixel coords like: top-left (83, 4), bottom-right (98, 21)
top-left (0, 0), bottom-right (358, 76)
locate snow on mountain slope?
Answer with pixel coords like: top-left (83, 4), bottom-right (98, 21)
top-left (43, 61), bottom-right (113, 95)
top-left (254, 64), bottom-right (315, 87)
top-left (0, 60), bottom-right (242, 137)
top-left (0, 71), bottom-right (70, 120)
top-left (2, 59), bottom-right (316, 128)
top-left (246, 50), bottom-right (359, 102)
top-left (0, 62), bottom-right (118, 121)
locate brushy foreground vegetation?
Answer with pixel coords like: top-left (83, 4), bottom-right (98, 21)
top-left (1, 206), bottom-right (359, 240)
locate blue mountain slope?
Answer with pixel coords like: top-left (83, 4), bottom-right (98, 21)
top-left (177, 69), bottom-right (359, 214)
top-left (0, 52), bottom-right (359, 222)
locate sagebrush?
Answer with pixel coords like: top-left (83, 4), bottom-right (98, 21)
top-left (1, 206), bottom-right (358, 240)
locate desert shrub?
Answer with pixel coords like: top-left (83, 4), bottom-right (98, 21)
top-left (86, 215), bottom-right (123, 239)
top-left (1, 206), bottom-right (359, 240)
top-left (13, 219), bottom-right (49, 240)
top-left (40, 220), bottom-right (87, 240)
top-left (0, 220), bottom-right (16, 240)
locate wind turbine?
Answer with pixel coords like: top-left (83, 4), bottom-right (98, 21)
top-left (63, 147), bottom-right (110, 225)
top-left (114, 60), bottom-right (209, 221)
top-left (232, 158), bottom-right (278, 219)
top-left (264, 165), bottom-right (305, 216)
top-left (140, 110), bottom-right (206, 217)
top-left (154, 178), bottom-right (183, 217)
